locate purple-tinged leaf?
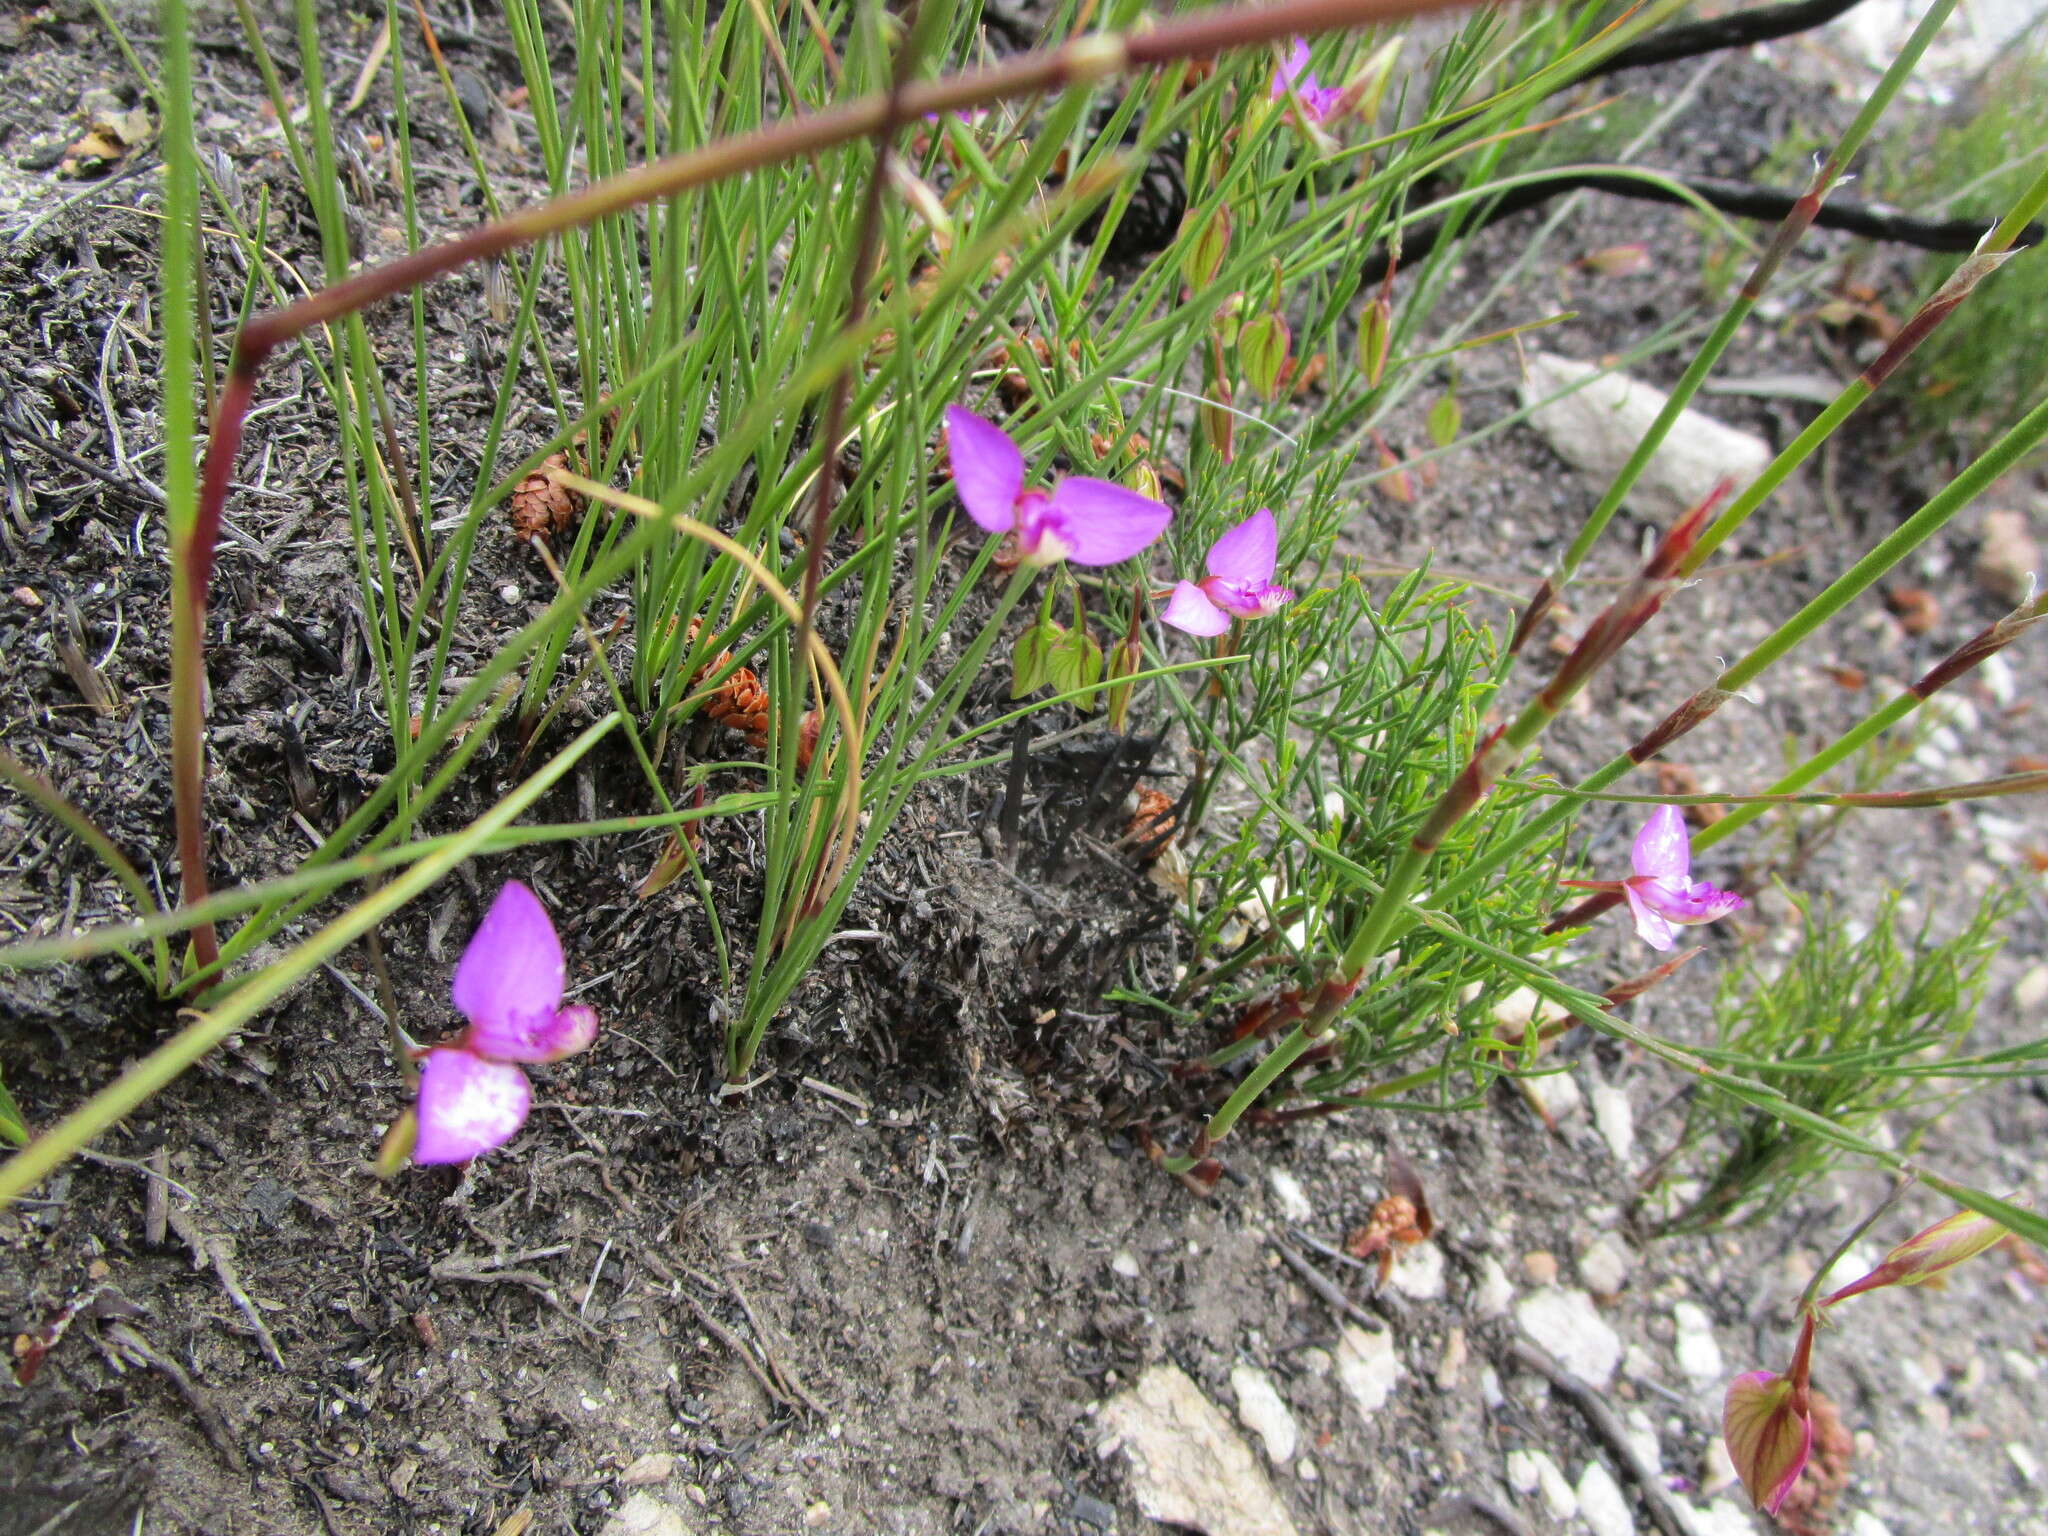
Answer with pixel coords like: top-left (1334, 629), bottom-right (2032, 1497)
top-left (1722, 1371), bottom-right (1813, 1516)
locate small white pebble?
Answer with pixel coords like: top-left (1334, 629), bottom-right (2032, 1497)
top-left (1575, 1461), bottom-right (1634, 1536)
top-left (1268, 1168), bottom-right (1314, 1223)
top-left (2008, 1443), bottom-right (2042, 1486)
top-left (1474, 1255), bottom-right (1516, 1317)
top-left (1673, 1301), bottom-right (1725, 1384)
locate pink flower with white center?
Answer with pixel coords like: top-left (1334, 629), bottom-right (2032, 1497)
top-left (944, 406), bottom-right (1172, 569)
top-left (410, 881), bottom-right (600, 1165)
top-left (1270, 39), bottom-right (1343, 124)
top-left (1561, 804), bottom-right (1745, 951)
top-left (1161, 508), bottom-right (1297, 636)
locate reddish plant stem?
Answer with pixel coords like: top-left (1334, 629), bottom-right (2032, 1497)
top-left (1785, 1309), bottom-right (1818, 1414)
top-left (1860, 248), bottom-right (2018, 391)
top-left (1507, 574), bottom-right (1557, 656)
top-left (1532, 487), bottom-right (1723, 715)
top-left (1413, 491), bottom-right (1718, 873)
top-left (797, 3), bottom-right (929, 647)
top-left (173, 362), bottom-right (259, 968)
top-left (1739, 157), bottom-right (1833, 306)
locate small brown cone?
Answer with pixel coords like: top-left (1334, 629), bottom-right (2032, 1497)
top-left (509, 452), bottom-right (583, 540)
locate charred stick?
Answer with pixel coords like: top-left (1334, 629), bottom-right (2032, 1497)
top-left (1357, 171), bottom-right (2038, 294)
top-left (1580, 0), bottom-right (1870, 79)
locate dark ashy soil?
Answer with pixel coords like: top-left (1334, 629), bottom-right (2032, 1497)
top-left (3, 6), bottom-right (2046, 1536)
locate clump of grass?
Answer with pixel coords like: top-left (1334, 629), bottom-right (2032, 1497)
top-left (1645, 883), bottom-right (2016, 1236)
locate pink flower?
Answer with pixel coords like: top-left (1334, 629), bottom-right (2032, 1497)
top-left (1161, 509), bottom-right (1296, 636)
top-left (1561, 804), bottom-right (1745, 950)
top-left (1270, 39), bottom-right (1342, 124)
top-left (1722, 1369), bottom-right (1813, 1516)
top-left (411, 881), bottom-right (599, 1165)
top-left (944, 406), bottom-right (1172, 568)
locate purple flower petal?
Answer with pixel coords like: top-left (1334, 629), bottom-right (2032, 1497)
top-left (1163, 580), bottom-right (1231, 636)
top-left (532, 1003), bottom-right (600, 1063)
top-left (1637, 878), bottom-right (1746, 926)
top-left (1631, 804), bottom-right (1692, 882)
top-left (453, 881), bottom-right (568, 1061)
top-left (944, 406), bottom-right (1024, 535)
top-left (1271, 38), bottom-right (1312, 100)
top-left (1041, 477), bottom-right (1173, 566)
top-left (412, 1048), bottom-right (532, 1164)
top-left (1302, 83), bottom-right (1343, 123)
top-left (1207, 509), bottom-right (1279, 585)
top-left (1623, 882), bottom-right (1677, 951)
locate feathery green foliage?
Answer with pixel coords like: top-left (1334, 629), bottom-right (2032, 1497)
top-left (1650, 884), bottom-right (2016, 1235)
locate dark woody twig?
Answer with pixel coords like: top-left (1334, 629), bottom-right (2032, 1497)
top-left (1583, 0), bottom-right (1871, 79)
top-left (1361, 170), bottom-right (2040, 290)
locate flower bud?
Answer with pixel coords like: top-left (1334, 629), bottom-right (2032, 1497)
top-left (1012, 617), bottom-right (1060, 698)
top-left (1239, 310), bottom-right (1292, 401)
top-left (1823, 1208), bottom-right (2011, 1305)
top-left (1359, 296), bottom-right (1392, 388)
top-left (1046, 621), bottom-right (1104, 705)
top-left (1180, 205), bottom-right (1231, 290)
top-left (1104, 635), bottom-right (1144, 733)
top-left (1199, 390), bottom-right (1235, 463)
top-left (374, 1108), bottom-right (419, 1180)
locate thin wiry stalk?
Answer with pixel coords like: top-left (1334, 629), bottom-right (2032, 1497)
top-left (1549, 592), bottom-right (2048, 933)
top-left (1538, 769), bottom-right (2048, 813)
top-left (1506, 0), bottom-right (1961, 655)
top-left (1458, 383), bottom-right (2048, 934)
top-left (797, 1), bottom-right (937, 649)
top-left (1683, 156), bottom-right (2048, 573)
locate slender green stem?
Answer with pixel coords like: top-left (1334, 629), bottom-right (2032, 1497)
top-left (0, 716), bottom-right (621, 1209)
